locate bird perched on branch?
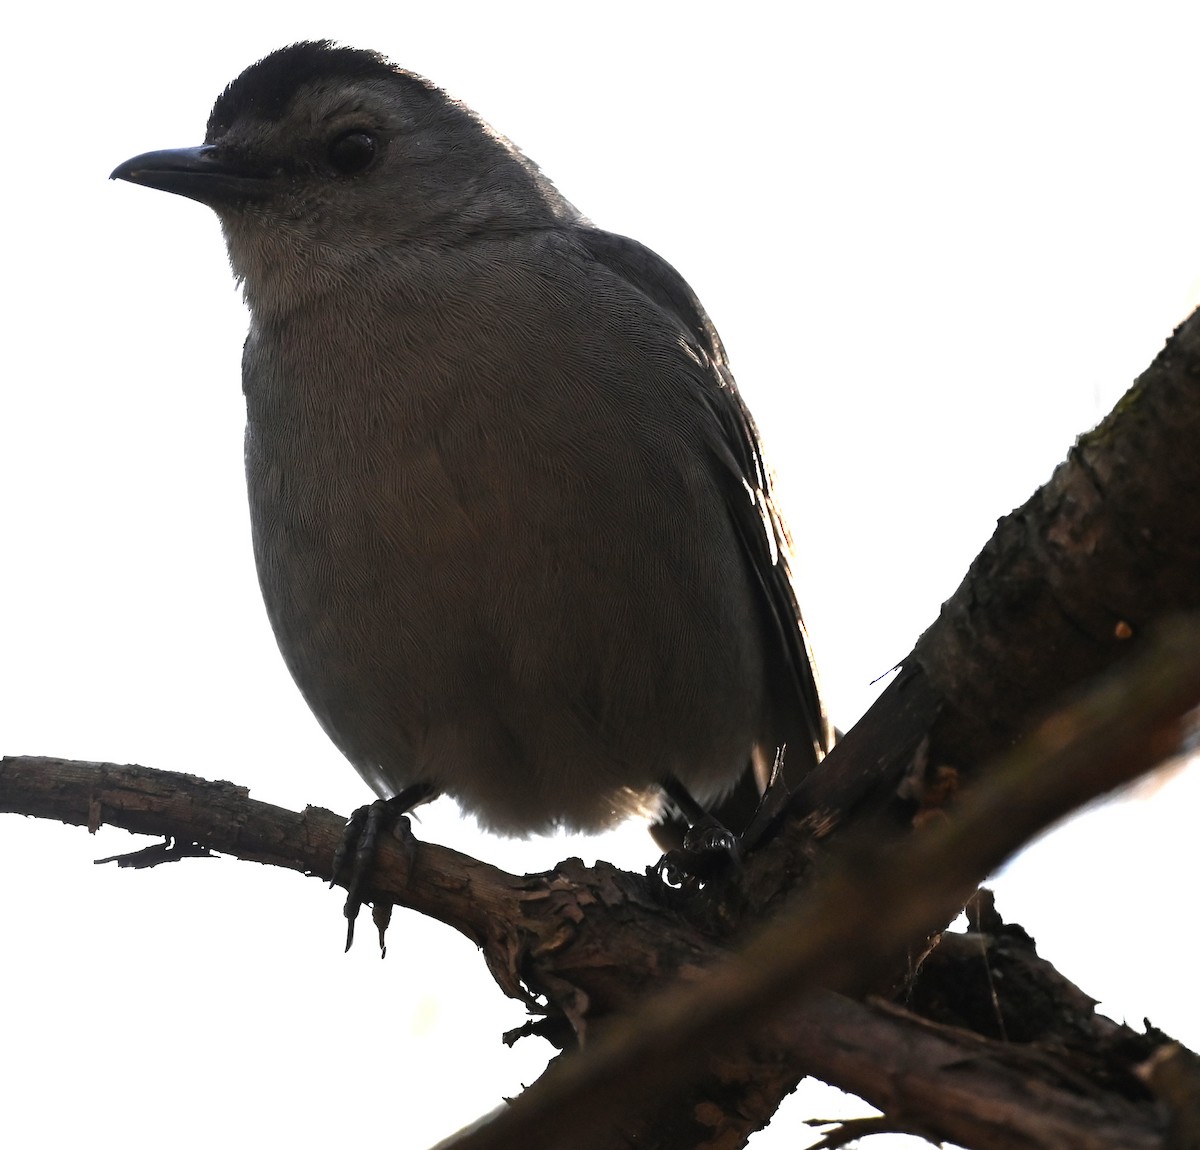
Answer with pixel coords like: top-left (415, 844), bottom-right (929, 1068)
top-left (112, 41), bottom-right (829, 885)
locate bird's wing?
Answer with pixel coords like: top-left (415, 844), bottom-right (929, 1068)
top-left (574, 227), bottom-right (830, 778)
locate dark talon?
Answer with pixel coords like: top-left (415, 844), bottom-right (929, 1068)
top-left (654, 848), bottom-right (692, 888)
top-left (341, 798), bottom-right (391, 952)
top-left (654, 832), bottom-right (740, 888)
top-left (372, 900), bottom-right (394, 959)
top-left (653, 776), bottom-right (741, 888)
top-left (331, 783), bottom-right (434, 953)
top-left (682, 818), bottom-right (737, 857)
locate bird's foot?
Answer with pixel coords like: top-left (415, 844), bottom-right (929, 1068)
top-left (330, 783), bottom-right (433, 954)
top-left (655, 814), bottom-right (740, 888)
top-left (682, 815), bottom-right (738, 857)
top-left (653, 776), bottom-right (742, 888)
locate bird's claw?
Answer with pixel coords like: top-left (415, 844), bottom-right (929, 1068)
top-left (331, 793), bottom-right (423, 954)
top-left (682, 819), bottom-right (737, 856)
top-left (655, 815), bottom-right (740, 888)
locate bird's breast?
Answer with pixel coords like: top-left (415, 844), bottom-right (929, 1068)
top-left (236, 269), bottom-right (771, 832)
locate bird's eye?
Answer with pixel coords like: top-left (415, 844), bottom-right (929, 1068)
top-left (327, 130), bottom-right (377, 175)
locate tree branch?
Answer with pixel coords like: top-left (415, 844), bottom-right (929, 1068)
top-left (5, 616), bottom-right (1198, 1149)
top-left (728, 306), bottom-right (1200, 926)
top-left (438, 616), bottom-right (1200, 1150)
top-left (7, 308), bottom-right (1200, 1147)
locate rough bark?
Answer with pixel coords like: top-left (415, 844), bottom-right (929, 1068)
top-left (726, 307), bottom-right (1200, 927)
top-left (3, 616), bottom-right (1198, 1148)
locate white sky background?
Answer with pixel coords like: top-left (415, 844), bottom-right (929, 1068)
top-left (3, 3), bottom-right (1199, 1146)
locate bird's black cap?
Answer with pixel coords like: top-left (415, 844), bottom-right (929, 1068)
top-left (206, 40), bottom-right (427, 138)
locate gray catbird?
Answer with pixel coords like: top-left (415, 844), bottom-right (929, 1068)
top-left (112, 41), bottom-right (830, 855)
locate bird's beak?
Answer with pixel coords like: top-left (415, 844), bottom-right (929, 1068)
top-left (110, 145), bottom-right (278, 206)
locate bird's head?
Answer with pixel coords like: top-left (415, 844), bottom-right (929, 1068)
top-left (111, 41), bottom-right (577, 303)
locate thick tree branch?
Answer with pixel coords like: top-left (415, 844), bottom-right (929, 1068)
top-left (439, 617), bottom-right (1200, 1150)
top-left (730, 306), bottom-right (1200, 924)
top-left (7, 309), bottom-right (1200, 1147)
top-left (5, 617), bottom-right (1199, 1149)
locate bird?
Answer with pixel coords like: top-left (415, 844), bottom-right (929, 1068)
top-left (111, 40), bottom-right (830, 874)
